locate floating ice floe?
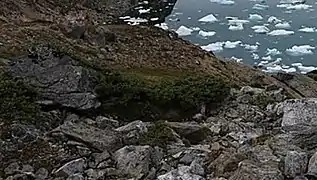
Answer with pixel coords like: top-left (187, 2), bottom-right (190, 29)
top-left (267, 16), bottom-right (282, 24)
top-left (286, 45), bottom-right (315, 56)
top-left (242, 44), bottom-right (259, 52)
top-left (252, 25), bottom-right (270, 34)
top-left (280, 0), bottom-right (305, 4)
top-left (266, 48), bottom-right (282, 56)
top-left (268, 29), bottom-right (294, 36)
top-left (262, 55), bottom-right (273, 61)
top-left (209, 0), bottom-right (235, 5)
top-left (252, 4), bottom-right (269, 10)
top-left (155, 23), bottom-right (168, 30)
top-left (224, 41), bottom-right (242, 49)
top-left (198, 14), bottom-right (218, 23)
top-left (277, 3), bottom-right (312, 10)
top-left (201, 42), bottom-right (225, 53)
top-left (249, 14), bottom-right (263, 21)
top-left (123, 17), bottom-right (148, 25)
top-left (229, 23), bottom-right (244, 31)
top-left (198, 30), bottom-right (216, 37)
top-left (251, 53), bottom-right (260, 60)
top-left (192, 27), bottom-right (201, 31)
top-left (298, 27), bottom-right (317, 33)
top-left (176, 25), bottom-right (193, 36)
top-left (298, 66), bottom-right (317, 74)
top-left (275, 22), bottom-right (291, 29)
top-left (227, 17), bottom-right (250, 25)
top-left (230, 56), bottom-right (243, 63)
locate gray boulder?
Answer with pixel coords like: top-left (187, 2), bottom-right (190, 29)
top-left (35, 168), bottom-right (49, 180)
top-left (284, 151), bottom-right (308, 178)
top-left (66, 173), bottom-right (85, 180)
top-left (280, 98), bottom-right (317, 127)
top-left (53, 121), bottom-right (122, 152)
top-left (114, 145), bottom-right (153, 178)
top-left (4, 162), bottom-right (20, 175)
top-left (308, 151), bottom-right (317, 176)
top-left (115, 120), bottom-right (148, 144)
top-left (157, 165), bottom-right (205, 180)
top-left (9, 46), bottom-right (100, 110)
top-left (53, 158), bottom-right (87, 177)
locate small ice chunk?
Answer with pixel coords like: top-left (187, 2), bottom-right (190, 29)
top-left (268, 29), bottom-right (294, 36)
top-left (262, 55), bottom-right (273, 61)
top-left (298, 66), bottom-right (317, 74)
top-left (277, 4), bottom-right (312, 10)
top-left (176, 25), bottom-right (193, 36)
top-left (155, 23), bottom-right (168, 30)
top-left (286, 45), bottom-right (315, 56)
top-left (252, 25), bottom-right (270, 34)
top-left (292, 62), bottom-right (303, 66)
top-left (298, 27), bottom-right (316, 33)
top-left (139, 9), bottom-right (151, 14)
top-left (242, 44), bottom-right (259, 52)
top-left (124, 17), bottom-right (148, 25)
top-left (150, 17), bottom-right (159, 21)
top-left (198, 14), bottom-right (218, 23)
top-left (253, 4), bottom-right (269, 10)
top-left (192, 27), bottom-right (201, 31)
top-left (210, 0), bottom-right (235, 5)
top-left (119, 16), bottom-right (131, 20)
top-left (230, 56), bottom-right (243, 62)
top-left (266, 48), bottom-right (282, 56)
top-left (267, 16), bottom-right (282, 24)
top-left (283, 67), bottom-right (297, 73)
top-left (275, 22), bottom-right (291, 29)
top-left (251, 53), bottom-right (260, 60)
top-left (280, 0), bottom-right (305, 4)
top-left (198, 30), bottom-right (216, 37)
top-left (201, 42), bottom-right (225, 53)
top-left (248, 14), bottom-right (263, 21)
top-left (266, 65), bottom-right (284, 73)
top-left (229, 23), bottom-right (244, 31)
top-left (224, 41), bottom-right (242, 49)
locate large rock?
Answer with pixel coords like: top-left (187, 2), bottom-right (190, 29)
top-left (284, 151), bottom-right (308, 178)
top-left (228, 160), bottom-right (283, 180)
top-left (308, 151), bottom-right (317, 177)
top-left (115, 120), bottom-right (149, 144)
top-left (53, 121), bottom-right (123, 152)
top-left (279, 99), bottom-right (317, 127)
top-left (157, 165), bottom-right (205, 180)
top-left (114, 145), bottom-right (153, 178)
top-left (53, 158), bottom-right (87, 177)
top-left (9, 46), bottom-right (100, 110)
top-left (166, 122), bottom-right (211, 144)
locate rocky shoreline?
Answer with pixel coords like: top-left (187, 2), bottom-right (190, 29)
top-left (2, 0), bottom-right (317, 180)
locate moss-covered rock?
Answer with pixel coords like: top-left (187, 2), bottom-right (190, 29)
top-left (96, 70), bottom-right (230, 121)
top-left (0, 73), bottom-right (40, 124)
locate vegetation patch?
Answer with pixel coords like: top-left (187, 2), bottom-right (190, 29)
top-left (96, 69), bottom-right (230, 121)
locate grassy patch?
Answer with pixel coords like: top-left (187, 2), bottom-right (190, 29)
top-left (252, 93), bottom-right (276, 109)
top-left (0, 73), bottom-right (40, 124)
top-left (96, 70), bottom-right (230, 121)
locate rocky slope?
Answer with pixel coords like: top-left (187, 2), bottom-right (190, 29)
top-left (2, 0), bottom-right (317, 179)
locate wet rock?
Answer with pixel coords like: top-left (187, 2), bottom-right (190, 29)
top-left (284, 151), bottom-right (308, 178)
top-left (95, 116), bottom-right (120, 129)
top-left (308, 151), bottom-right (317, 177)
top-left (53, 121), bottom-right (122, 152)
top-left (280, 98), bottom-right (317, 127)
top-left (166, 122), bottom-right (211, 144)
top-left (114, 145), bottom-right (153, 178)
top-left (4, 162), bottom-right (20, 175)
top-left (9, 47), bottom-right (100, 110)
top-left (115, 120), bottom-right (148, 144)
top-left (228, 160), bottom-right (283, 180)
top-left (157, 165), bottom-right (205, 180)
top-left (53, 158), bottom-right (87, 177)
top-left (35, 168), bottom-right (49, 180)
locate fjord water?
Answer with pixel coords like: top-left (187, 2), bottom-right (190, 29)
top-left (165, 0), bottom-right (317, 73)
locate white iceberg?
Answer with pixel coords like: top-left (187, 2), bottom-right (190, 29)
top-left (267, 16), bottom-right (282, 24)
top-left (275, 22), bottom-right (291, 29)
top-left (251, 53), bottom-right (260, 60)
top-left (229, 23), bottom-right (244, 31)
top-left (242, 44), bottom-right (259, 52)
top-left (277, 4), bottom-right (312, 10)
top-left (201, 42), bottom-right (225, 53)
top-left (198, 30), bottom-right (216, 37)
top-left (230, 56), bottom-right (243, 63)
top-left (198, 14), bottom-right (218, 23)
top-left (268, 29), bottom-right (294, 36)
top-left (291, 62), bottom-right (303, 66)
top-left (248, 14), bottom-right (263, 21)
top-left (176, 25), bottom-right (193, 36)
top-left (298, 65), bottom-right (317, 74)
top-left (262, 55), bottom-right (273, 61)
top-left (210, 0), bottom-right (235, 5)
top-left (252, 4), bottom-right (269, 10)
top-left (266, 48), bottom-right (282, 56)
top-left (227, 18), bottom-right (250, 25)
top-left (298, 27), bottom-right (316, 33)
top-left (224, 41), bottom-right (242, 49)
top-left (252, 25), bottom-right (270, 34)
top-left (286, 45), bottom-right (315, 56)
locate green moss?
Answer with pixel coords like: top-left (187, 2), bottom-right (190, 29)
top-left (138, 121), bottom-right (174, 147)
top-left (252, 93), bottom-right (275, 109)
top-left (96, 70), bottom-right (230, 121)
top-left (0, 73), bottom-right (40, 124)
